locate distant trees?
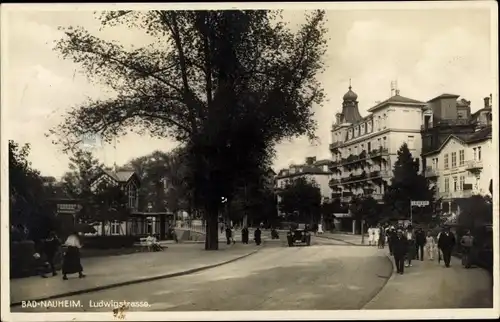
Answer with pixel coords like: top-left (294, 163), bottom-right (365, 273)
top-left (278, 177), bottom-right (322, 224)
top-left (89, 181), bottom-right (131, 235)
top-left (383, 143), bottom-right (435, 224)
top-left (457, 195), bottom-right (492, 230)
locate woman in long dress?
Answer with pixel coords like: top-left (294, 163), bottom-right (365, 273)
top-left (62, 233), bottom-right (85, 280)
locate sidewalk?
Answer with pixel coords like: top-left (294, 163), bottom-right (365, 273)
top-left (10, 243), bottom-right (260, 305)
top-left (320, 232), bottom-right (493, 309)
top-left (363, 255), bottom-right (493, 309)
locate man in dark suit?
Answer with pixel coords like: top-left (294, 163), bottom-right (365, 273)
top-left (415, 228), bottom-right (426, 261)
top-left (392, 229), bottom-right (408, 275)
top-left (438, 227), bottom-right (456, 267)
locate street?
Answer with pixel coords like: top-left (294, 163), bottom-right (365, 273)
top-left (13, 238), bottom-right (393, 312)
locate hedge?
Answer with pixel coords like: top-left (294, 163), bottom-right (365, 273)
top-left (10, 241), bottom-right (62, 279)
top-left (81, 235), bottom-right (136, 249)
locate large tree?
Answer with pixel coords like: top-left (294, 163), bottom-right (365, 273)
top-left (383, 143), bottom-right (436, 224)
top-left (50, 10), bottom-right (328, 249)
top-left (278, 177), bottom-right (322, 224)
top-left (9, 140), bottom-right (56, 240)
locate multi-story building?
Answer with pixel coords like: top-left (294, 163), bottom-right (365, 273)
top-left (423, 96), bottom-right (493, 215)
top-left (420, 94), bottom-right (492, 159)
top-left (328, 85), bottom-right (427, 204)
top-left (275, 157), bottom-right (333, 212)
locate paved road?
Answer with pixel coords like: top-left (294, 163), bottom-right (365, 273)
top-left (14, 237), bottom-right (392, 312)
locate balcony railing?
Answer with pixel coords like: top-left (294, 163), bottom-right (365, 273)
top-left (465, 160), bottom-right (483, 170)
top-left (424, 167), bottom-right (439, 178)
top-left (369, 147), bottom-right (389, 158)
top-left (329, 142), bottom-right (342, 151)
top-left (328, 178), bottom-right (341, 187)
top-left (341, 150), bottom-right (371, 167)
top-left (421, 119), bottom-right (476, 130)
top-left (368, 170), bottom-right (391, 179)
top-left (340, 171), bottom-right (367, 183)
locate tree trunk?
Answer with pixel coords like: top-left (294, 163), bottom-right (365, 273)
top-left (205, 206), bottom-right (219, 250)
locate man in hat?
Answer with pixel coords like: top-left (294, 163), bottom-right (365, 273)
top-left (392, 228), bottom-right (408, 274)
top-left (438, 226), bottom-right (456, 267)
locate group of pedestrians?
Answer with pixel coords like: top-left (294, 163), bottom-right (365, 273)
top-left (224, 226), bottom-right (262, 245)
top-left (34, 231), bottom-right (85, 280)
top-left (383, 224), bottom-right (474, 275)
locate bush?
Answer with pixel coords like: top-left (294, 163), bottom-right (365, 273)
top-left (81, 235), bottom-right (136, 249)
top-left (9, 241), bottom-right (62, 278)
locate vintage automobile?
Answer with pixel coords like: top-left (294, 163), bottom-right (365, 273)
top-left (287, 227), bottom-right (311, 247)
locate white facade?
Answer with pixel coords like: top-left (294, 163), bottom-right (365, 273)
top-left (275, 159), bottom-right (333, 212)
top-left (329, 90), bottom-right (427, 203)
top-left (423, 129), bottom-right (492, 208)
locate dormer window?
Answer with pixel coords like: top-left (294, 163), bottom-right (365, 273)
top-left (361, 123), bottom-right (365, 134)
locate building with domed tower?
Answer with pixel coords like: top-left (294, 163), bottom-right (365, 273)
top-left (328, 82), bottom-right (428, 205)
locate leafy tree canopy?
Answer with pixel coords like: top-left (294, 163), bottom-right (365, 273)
top-left (9, 140), bottom-right (56, 239)
top-left (279, 177), bottom-right (321, 223)
top-left (349, 195), bottom-right (381, 227)
top-left (383, 143), bottom-right (436, 224)
top-left (50, 10), bottom-right (328, 249)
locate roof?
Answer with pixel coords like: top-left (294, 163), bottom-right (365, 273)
top-left (343, 86), bottom-right (358, 101)
top-left (427, 93), bottom-right (460, 102)
top-left (423, 126), bottom-right (492, 156)
top-left (367, 94), bottom-right (426, 112)
top-left (471, 107), bottom-right (492, 118)
top-left (100, 169), bottom-right (137, 183)
top-left (276, 165), bottom-right (332, 179)
top-left (314, 159), bottom-right (333, 166)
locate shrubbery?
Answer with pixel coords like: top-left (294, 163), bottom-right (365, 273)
top-left (81, 235), bottom-right (136, 249)
top-left (10, 241), bottom-right (62, 278)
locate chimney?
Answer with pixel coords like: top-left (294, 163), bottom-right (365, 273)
top-left (484, 96), bottom-right (490, 109)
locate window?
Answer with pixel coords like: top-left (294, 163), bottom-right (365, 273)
top-left (444, 154), bottom-right (449, 169)
top-left (451, 152), bottom-right (457, 168)
top-left (407, 136), bottom-right (414, 150)
top-left (444, 178), bottom-right (449, 192)
top-left (383, 136), bottom-right (387, 149)
top-left (383, 114), bottom-right (387, 128)
top-left (459, 176), bottom-right (465, 190)
top-left (478, 147), bottom-right (482, 161)
top-left (111, 221), bottom-right (120, 235)
top-left (354, 145), bottom-right (358, 154)
top-left (453, 176), bottom-right (458, 192)
top-left (367, 141), bottom-right (372, 152)
top-left (377, 138), bottom-right (381, 148)
top-left (355, 126), bottom-right (359, 137)
top-left (473, 148), bottom-right (477, 160)
top-left (361, 124), bottom-right (365, 134)
top-left (377, 116), bottom-right (381, 130)
top-left (459, 150), bottom-right (465, 166)
top-left (436, 157), bottom-right (439, 169)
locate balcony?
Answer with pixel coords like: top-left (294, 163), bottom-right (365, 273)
top-left (328, 178), bottom-right (341, 187)
top-left (424, 167), bottom-right (439, 178)
top-left (329, 142), bottom-right (342, 151)
top-left (369, 147), bottom-right (389, 159)
top-left (465, 160), bottom-right (483, 171)
top-left (340, 171), bottom-right (367, 184)
top-left (368, 170), bottom-right (391, 179)
top-left (421, 119), bottom-right (476, 131)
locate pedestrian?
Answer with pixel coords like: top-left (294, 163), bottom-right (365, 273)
top-left (438, 227), bottom-right (456, 268)
top-left (437, 229), bottom-right (443, 263)
top-left (405, 226), bottom-right (415, 267)
top-left (460, 230), bottom-right (474, 269)
top-left (225, 226), bottom-right (232, 245)
top-left (220, 223), bottom-right (224, 234)
top-left (392, 229), bottom-right (408, 275)
top-left (62, 232), bottom-right (85, 280)
top-left (43, 231), bottom-right (61, 277)
top-left (231, 226), bottom-right (236, 244)
top-left (387, 226), bottom-right (395, 256)
top-left (368, 226), bottom-right (375, 246)
top-left (415, 227), bottom-right (426, 261)
top-left (241, 226), bottom-right (249, 244)
top-left (378, 226), bottom-right (386, 249)
top-left (424, 231), bottom-right (436, 260)
top-left (254, 227), bottom-right (262, 246)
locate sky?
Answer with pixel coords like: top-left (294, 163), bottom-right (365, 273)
top-left (1, 3), bottom-right (496, 179)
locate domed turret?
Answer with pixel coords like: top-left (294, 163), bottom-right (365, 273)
top-left (343, 85), bottom-right (358, 101)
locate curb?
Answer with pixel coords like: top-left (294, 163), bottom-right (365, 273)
top-left (361, 252), bottom-right (396, 309)
top-left (10, 248), bottom-right (261, 307)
